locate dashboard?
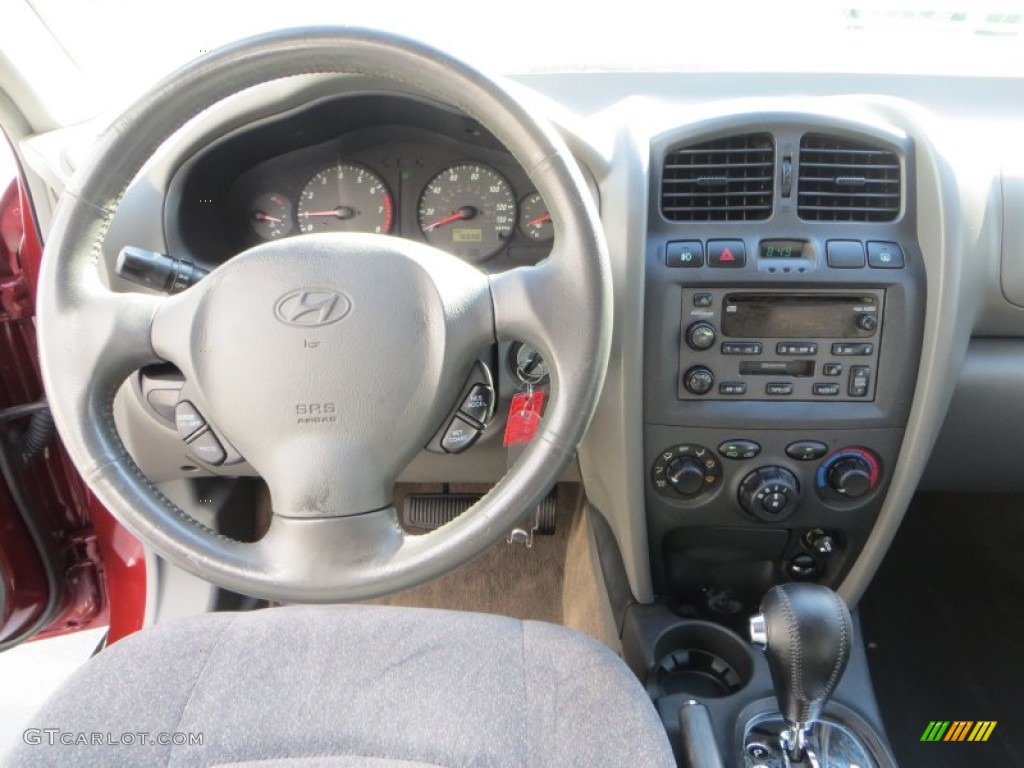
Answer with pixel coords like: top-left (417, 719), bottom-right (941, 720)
top-left (28, 66), bottom-right (1019, 615)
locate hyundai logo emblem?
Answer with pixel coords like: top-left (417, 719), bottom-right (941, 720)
top-left (274, 289), bottom-right (351, 327)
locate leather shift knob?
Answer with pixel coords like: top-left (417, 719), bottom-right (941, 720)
top-left (750, 583), bottom-right (853, 726)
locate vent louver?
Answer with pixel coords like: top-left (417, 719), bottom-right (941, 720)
top-left (661, 134), bottom-right (774, 221)
top-left (798, 134), bottom-right (901, 222)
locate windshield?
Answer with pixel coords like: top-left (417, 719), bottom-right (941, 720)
top-left (5, 0), bottom-right (1024, 125)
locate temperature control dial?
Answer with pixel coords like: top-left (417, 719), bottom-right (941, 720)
top-left (739, 466), bottom-right (801, 521)
top-left (817, 447), bottom-right (881, 501)
top-left (651, 444), bottom-right (722, 499)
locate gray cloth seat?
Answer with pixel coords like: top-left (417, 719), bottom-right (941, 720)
top-left (8, 604), bottom-right (675, 767)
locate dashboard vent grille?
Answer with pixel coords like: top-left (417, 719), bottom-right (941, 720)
top-left (661, 134), bottom-right (774, 221)
top-left (798, 134), bottom-right (901, 222)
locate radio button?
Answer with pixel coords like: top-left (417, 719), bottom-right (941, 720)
top-left (848, 365), bottom-right (871, 397)
top-left (826, 240), bottom-right (866, 268)
top-left (707, 240), bottom-right (746, 268)
top-left (777, 342), bottom-right (818, 356)
top-left (693, 293), bottom-right (713, 308)
top-left (786, 441), bottom-right (828, 461)
top-left (822, 363), bottom-right (843, 377)
top-left (721, 342), bottom-right (762, 355)
top-left (718, 439), bottom-right (761, 460)
top-left (686, 322), bottom-right (717, 351)
top-left (855, 313), bottom-right (879, 332)
top-left (666, 240), bottom-right (704, 268)
top-left (868, 241), bottom-right (904, 269)
top-left (832, 342), bottom-right (874, 356)
top-left (766, 382), bottom-right (794, 396)
top-left (719, 381), bottom-right (747, 395)
top-left (813, 383), bottom-right (841, 396)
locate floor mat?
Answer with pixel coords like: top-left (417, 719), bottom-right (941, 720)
top-left (860, 492), bottom-right (1024, 768)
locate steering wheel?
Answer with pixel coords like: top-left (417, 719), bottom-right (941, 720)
top-left (35, 28), bottom-right (611, 602)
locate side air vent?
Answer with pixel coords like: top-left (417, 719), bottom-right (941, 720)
top-left (798, 134), bottom-right (901, 222)
top-left (662, 134), bottom-right (774, 221)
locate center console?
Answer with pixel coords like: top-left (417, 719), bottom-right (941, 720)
top-left (643, 123), bottom-right (924, 624)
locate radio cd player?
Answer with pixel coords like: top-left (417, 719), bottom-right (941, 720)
top-left (678, 288), bottom-right (885, 401)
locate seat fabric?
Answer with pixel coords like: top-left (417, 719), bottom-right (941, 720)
top-left (7, 604), bottom-right (675, 767)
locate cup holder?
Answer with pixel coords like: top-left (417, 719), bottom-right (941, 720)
top-left (648, 621), bottom-right (754, 698)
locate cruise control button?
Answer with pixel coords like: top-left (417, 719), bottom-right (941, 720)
top-left (666, 240), bottom-right (703, 268)
top-left (786, 440), bottom-right (828, 461)
top-left (441, 416), bottom-right (481, 454)
top-left (813, 383), bottom-right (840, 396)
top-left (718, 439), bottom-right (761, 460)
top-left (766, 382), bottom-right (794, 396)
top-left (188, 429), bottom-right (226, 466)
top-left (459, 385), bottom-right (493, 424)
top-left (175, 401), bottom-right (206, 441)
top-left (707, 240), bottom-right (746, 268)
top-left (868, 241), bottom-right (904, 268)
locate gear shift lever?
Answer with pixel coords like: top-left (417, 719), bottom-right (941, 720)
top-left (749, 583), bottom-right (853, 761)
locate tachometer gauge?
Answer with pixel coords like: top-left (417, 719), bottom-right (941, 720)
top-left (297, 163), bottom-right (393, 234)
top-left (518, 192), bottom-right (553, 242)
top-left (249, 193), bottom-right (293, 239)
top-left (418, 163), bottom-right (516, 261)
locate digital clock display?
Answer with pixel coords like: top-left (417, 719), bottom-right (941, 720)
top-left (759, 240), bottom-right (808, 259)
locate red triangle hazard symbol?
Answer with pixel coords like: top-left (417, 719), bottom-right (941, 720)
top-left (720, 248), bottom-right (735, 262)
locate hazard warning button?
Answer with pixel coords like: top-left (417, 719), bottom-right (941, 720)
top-left (707, 240), bottom-right (746, 268)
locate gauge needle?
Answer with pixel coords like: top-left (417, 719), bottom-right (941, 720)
top-left (299, 206), bottom-right (357, 219)
top-left (424, 206), bottom-right (477, 231)
top-left (527, 213), bottom-right (551, 227)
top-left (253, 211), bottom-right (282, 223)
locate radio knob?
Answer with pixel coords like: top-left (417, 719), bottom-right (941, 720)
top-left (827, 456), bottom-right (873, 498)
top-left (665, 456), bottom-right (707, 497)
top-left (686, 321), bottom-right (717, 351)
top-left (683, 366), bottom-right (715, 395)
top-left (855, 313), bottom-right (878, 332)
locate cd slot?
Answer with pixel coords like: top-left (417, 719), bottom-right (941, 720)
top-left (738, 360), bottom-right (815, 377)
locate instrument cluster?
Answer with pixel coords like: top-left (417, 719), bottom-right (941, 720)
top-left (227, 125), bottom-right (554, 267)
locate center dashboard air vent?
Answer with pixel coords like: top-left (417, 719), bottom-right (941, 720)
top-left (661, 134), bottom-right (774, 221)
top-left (798, 134), bottom-right (901, 222)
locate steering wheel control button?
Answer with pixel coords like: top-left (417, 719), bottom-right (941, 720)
top-left (651, 444), bottom-right (722, 499)
top-left (441, 416), bottom-right (481, 454)
top-left (826, 240), bottom-right (866, 269)
top-left (721, 342), bottom-right (762, 355)
top-left (848, 365), bottom-right (871, 397)
top-left (707, 240), bottom-right (746, 268)
top-left (174, 401), bottom-right (206, 440)
top-left (822, 363), bottom-right (843, 377)
top-left (765, 382), bottom-right (793, 396)
top-left (812, 383), bottom-right (840, 396)
top-left (459, 385), bottom-right (493, 425)
top-left (739, 466), bottom-right (801, 521)
top-left (718, 440), bottom-right (761, 460)
top-left (786, 441), bottom-right (828, 461)
top-left (867, 241), bottom-right (905, 269)
top-left (686, 322), bottom-right (717, 351)
top-left (187, 429), bottom-right (226, 466)
top-left (719, 381), bottom-right (747, 395)
top-left (683, 366), bottom-right (715, 395)
top-left (666, 240), bottom-right (704, 268)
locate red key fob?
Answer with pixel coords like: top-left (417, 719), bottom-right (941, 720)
top-left (503, 391), bottom-right (544, 446)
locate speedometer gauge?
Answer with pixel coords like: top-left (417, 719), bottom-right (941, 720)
top-left (297, 163), bottom-right (393, 234)
top-left (418, 163), bottom-right (516, 261)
